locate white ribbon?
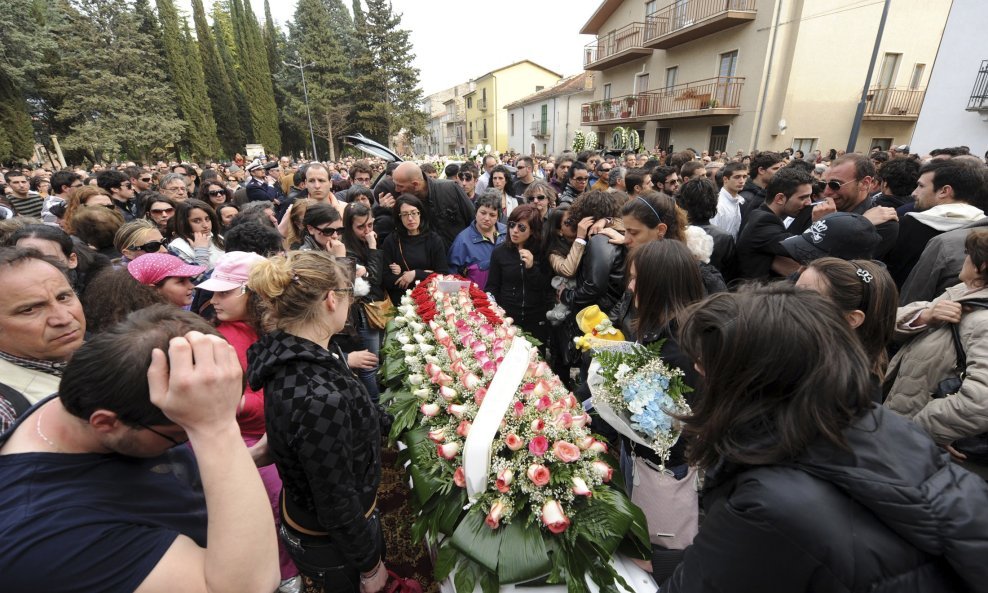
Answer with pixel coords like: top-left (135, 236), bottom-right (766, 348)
top-left (462, 336), bottom-right (533, 503)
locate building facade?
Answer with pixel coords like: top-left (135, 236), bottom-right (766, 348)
top-left (579, 0), bottom-right (949, 155)
top-left (910, 0), bottom-right (988, 156)
top-left (463, 60), bottom-right (563, 153)
top-left (412, 82), bottom-right (475, 156)
top-left (505, 73), bottom-right (595, 156)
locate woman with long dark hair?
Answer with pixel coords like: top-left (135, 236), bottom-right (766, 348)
top-left (167, 198), bottom-right (225, 269)
top-left (299, 203), bottom-right (347, 256)
top-left (486, 204), bottom-right (551, 348)
top-left (380, 194), bottom-right (447, 305)
top-left (341, 202), bottom-right (385, 399)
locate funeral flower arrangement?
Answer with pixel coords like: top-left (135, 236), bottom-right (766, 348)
top-left (588, 341), bottom-right (692, 465)
top-left (381, 275), bottom-right (648, 593)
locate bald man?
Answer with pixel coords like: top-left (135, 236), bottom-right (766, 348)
top-left (391, 162), bottom-right (475, 249)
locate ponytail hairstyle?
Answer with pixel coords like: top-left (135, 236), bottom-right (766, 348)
top-left (248, 250), bottom-right (351, 333)
top-left (621, 190), bottom-right (688, 243)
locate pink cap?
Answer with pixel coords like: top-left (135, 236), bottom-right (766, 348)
top-left (196, 251), bottom-right (265, 292)
top-left (128, 253), bottom-right (206, 286)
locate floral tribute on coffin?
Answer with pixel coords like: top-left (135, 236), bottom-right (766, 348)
top-left (381, 274), bottom-right (650, 593)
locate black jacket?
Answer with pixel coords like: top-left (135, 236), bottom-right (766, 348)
top-left (380, 231), bottom-right (448, 305)
top-left (561, 233), bottom-right (626, 316)
top-left (738, 179), bottom-right (767, 222)
top-left (486, 243), bottom-right (552, 332)
top-left (698, 222), bottom-right (736, 280)
top-left (662, 406), bottom-right (988, 593)
top-left (246, 330), bottom-right (383, 572)
top-left (735, 204), bottom-right (795, 280)
top-left (420, 177), bottom-right (475, 250)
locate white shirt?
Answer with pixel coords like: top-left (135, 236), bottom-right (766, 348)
top-left (711, 187), bottom-right (745, 239)
top-left (476, 171), bottom-right (491, 195)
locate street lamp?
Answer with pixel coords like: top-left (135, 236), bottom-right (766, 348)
top-left (283, 58), bottom-right (319, 162)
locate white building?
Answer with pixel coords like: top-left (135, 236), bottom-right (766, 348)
top-left (910, 0), bottom-right (988, 156)
top-left (504, 73), bottom-right (594, 156)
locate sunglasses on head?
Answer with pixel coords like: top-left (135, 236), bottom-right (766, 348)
top-left (131, 240), bottom-right (164, 252)
top-left (315, 225), bottom-right (343, 237)
top-left (508, 221), bottom-right (528, 232)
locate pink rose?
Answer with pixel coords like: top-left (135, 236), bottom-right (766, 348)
top-left (526, 463), bottom-right (551, 487)
top-left (427, 428), bottom-right (446, 443)
top-left (552, 441), bottom-right (581, 463)
top-left (437, 442), bottom-right (460, 460)
top-left (536, 395), bottom-right (552, 411)
top-left (482, 360), bottom-right (498, 375)
top-left (588, 440), bottom-right (608, 454)
top-left (513, 401), bottom-right (525, 417)
top-left (420, 403), bottom-right (440, 417)
top-left (440, 386), bottom-right (458, 401)
top-left (496, 468), bottom-right (514, 493)
top-left (485, 500), bottom-right (505, 529)
top-left (541, 499), bottom-right (570, 534)
top-left (453, 466), bottom-right (466, 488)
top-left (530, 418), bottom-right (546, 433)
top-left (462, 373), bottom-right (481, 391)
top-left (571, 476), bottom-right (592, 497)
top-left (425, 363), bottom-right (441, 380)
top-left (456, 420), bottom-right (471, 437)
top-left (528, 435), bottom-right (549, 456)
top-left (474, 388), bottom-right (487, 405)
top-left (435, 372), bottom-right (454, 386)
top-left (505, 433), bottom-right (525, 451)
top-left (532, 380), bottom-right (550, 398)
top-left (522, 382), bottom-right (536, 396)
top-left (448, 404), bottom-right (466, 419)
top-left (434, 327), bottom-right (450, 342)
top-left (571, 413), bottom-right (590, 428)
top-left (592, 461), bottom-right (613, 482)
top-left (553, 412), bottom-right (573, 429)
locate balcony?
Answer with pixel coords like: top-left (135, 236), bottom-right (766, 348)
top-left (644, 0), bottom-right (756, 50)
top-left (863, 87), bottom-right (925, 120)
top-left (531, 120), bottom-right (550, 137)
top-left (478, 99), bottom-right (488, 111)
top-left (967, 60), bottom-right (988, 112)
top-left (440, 109), bottom-right (465, 125)
top-left (584, 22), bottom-right (652, 71)
top-left (580, 76), bottom-right (744, 124)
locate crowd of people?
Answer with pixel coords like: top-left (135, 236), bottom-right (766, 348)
top-left (2, 140), bottom-right (988, 593)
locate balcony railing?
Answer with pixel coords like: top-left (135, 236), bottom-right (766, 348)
top-left (967, 60), bottom-right (988, 112)
top-left (531, 120), bottom-right (549, 137)
top-left (478, 99), bottom-right (488, 111)
top-left (584, 22), bottom-right (652, 70)
top-left (440, 109), bottom-right (465, 125)
top-left (644, 0), bottom-right (757, 49)
top-left (580, 76), bottom-right (744, 124)
top-left (863, 87), bottom-right (925, 120)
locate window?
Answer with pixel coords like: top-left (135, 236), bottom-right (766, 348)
top-left (791, 138), bottom-right (818, 155)
top-left (510, 113), bottom-right (515, 136)
top-left (482, 88), bottom-right (487, 101)
top-left (635, 73), bottom-right (650, 94)
top-left (645, 0), bottom-right (657, 16)
top-left (536, 85), bottom-right (545, 92)
top-left (664, 67), bottom-right (678, 93)
top-left (656, 127), bottom-right (671, 152)
top-left (467, 97), bottom-right (473, 109)
top-left (870, 138), bottom-right (892, 151)
top-left (483, 120), bottom-right (488, 140)
top-left (709, 125), bottom-right (730, 154)
top-left (603, 83), bottom-right (612, 99)
top-left (877, 53), bottom-right (901, 88)
top-left (909, 63), bottom-right (926, 89)
top-left (719, 50), bottom-right (738, 78)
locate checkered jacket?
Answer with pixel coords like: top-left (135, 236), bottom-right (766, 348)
top-left (248, 330), bottom-right (382, 571)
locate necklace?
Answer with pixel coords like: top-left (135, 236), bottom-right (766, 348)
top-left (35, 404), bottom-right (62, 452)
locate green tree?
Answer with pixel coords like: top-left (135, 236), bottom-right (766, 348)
top-left (192, 0), bottom-right (244, 156)
top-left (134, 0), bottom-right (168, 73)
top-left (361, 0), bottom-right (426, 146)
top-left (43, 0), bottom-right (185, 163)
top-left (230, 0), bottom-right (281, 154)
top-left (0, 69), bottom-right (35, 161)
top-left (350, 0), bottom-right (387, 142)
top-left (213, 12), bottom-right (254, 147)
top-left (156, 0), bottom-right (220, 159)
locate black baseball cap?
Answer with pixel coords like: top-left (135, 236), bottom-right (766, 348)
top-left (781, 212), bottom-right (881, 264)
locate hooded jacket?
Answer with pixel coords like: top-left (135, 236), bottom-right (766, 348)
top-left (662, 406), bottom-right (988, 593)
top-left (247, 330), bottom-right (383, 571)
top-left (884, 204), bottom-right (986, 287)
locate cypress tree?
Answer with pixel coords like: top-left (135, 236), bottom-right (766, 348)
top-left (156, 0), bottom-right (221, 159)
top-left (351, 0), bottom-right (387, 142)
top-left (231, 0), bottom-right (281, 154)
top-left (213, 13), bottom-right (254, 145)
top-left (0, 69), bottom-right (34, 161)
top-left (192, 0), bottom-right (244, 156)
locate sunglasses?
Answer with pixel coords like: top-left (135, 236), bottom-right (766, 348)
top-left (458, 173), bottom-right (474, 181)
top-left (131, 240), bottom-right (164, 252)
top-left (530, 195), bottom-right (549, 201)
top-left (508, 221), bottom-right (529, 232)
top-left (207, 189), bottom-right (227, 197)
top-left (315, 225), bottom-right (344, 236)
top-left (150, 207), bottom-right (174, 215)
top-left (139, 177), bottom-right (152, 183)
top-left (823, 179), bottom-right (854, 192)
top-left (572, 176), bottom-right (589, 182)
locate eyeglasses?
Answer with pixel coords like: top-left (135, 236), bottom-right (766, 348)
top-left (823, 179), bottom-right (854, 192)
top-left (572, 176), bottom-right (589, 183)
top-left (508, 221), bottom-right (529, 232)
top-left (130, 240), bottom-right (164, 252)
top-left (134, 422), bottom-right (186, 447)
top-left (530, 195), bottom-right (549, 201)
top-left (162, 186), bottom-right (186, 194)
top-left (315, 225), bottom-right (344, 237)
top-left (139, 177), bottom-right (152, 183)
top-left (207, 189), bottom-right (227, 197)
top-left (150, 207), bottom-right (174, 215)
top-left (399, 210), bottom-right (420, 219)
top-left (458, 173), bottom-right (474, 181)
top-left (331, 285), bottom-right (354, 302)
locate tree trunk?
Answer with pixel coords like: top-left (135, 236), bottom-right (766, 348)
top-left (326, 112), bottom-right (335, 161)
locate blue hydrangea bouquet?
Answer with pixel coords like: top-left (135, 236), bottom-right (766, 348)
top-left (587, 341), bottom-right (692, 465)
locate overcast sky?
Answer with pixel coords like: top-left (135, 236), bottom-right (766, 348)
top-left (184, 0), bottom-right (601, 96)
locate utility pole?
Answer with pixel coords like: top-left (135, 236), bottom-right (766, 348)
top-left (847, 0), bottom-right (891, 153)
top-left (283, 57), bottom-right (319, 161)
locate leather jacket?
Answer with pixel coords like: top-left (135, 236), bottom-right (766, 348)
top-left (560, 233), bottom-right (625, 315)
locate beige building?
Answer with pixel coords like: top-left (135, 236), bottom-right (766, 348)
top-left (504, 73), bottom-right (595, 156)
top-left (580, 0), bottom-right (950, 156)
top-left (413, 82), bottom-right (475, 156)
top-left (463, 60), bottom-right (563, 153)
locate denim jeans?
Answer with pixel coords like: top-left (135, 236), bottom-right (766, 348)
top-left (279, 511), bottom-right (384, 593)
top-left (357, 319), bottom-right (382, 401)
